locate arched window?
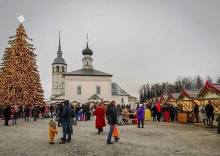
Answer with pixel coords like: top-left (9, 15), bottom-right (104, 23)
top-left (96, 86), bottom-right (100, 94)
top-left (56, 66), bottom-right (59, 72)
top-left (52, 66), bottom-right (54, 72)
top-left (77, 86), bottom-right (81, 95)
top-left (62, 66), bottom-right (65, 72)
top-left (121, 98), bottom-right (124, 103)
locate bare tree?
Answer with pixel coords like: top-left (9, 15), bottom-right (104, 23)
top-left (206, 75), bottom-right (213, 83)
top-left (138, 75), bottom-right (211, 100)
top-left (174, 76), bottom-right (183, 92)
top-left (193, 75), bottom-right (204, 89)
top-left (216, 76), bottom-right (220, 83)
top-left (138, 86), bottom-right (144, 103)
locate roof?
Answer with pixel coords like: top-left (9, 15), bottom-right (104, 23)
top-left (88, 94), bottom-right (102, 101)
top-left (170, 93), bottom-right (180, 99)
top-left (167, 93), bottom-right (180, 101)
top-left (128, 96), bottom-right (137, 99)
top-left (161, 94), bottom-right (168, 101)
top-left (82, 43), bottom-right (93, 55)
top-left (52, 33), bottom-right (67, 65)
top-left (180, 88), bottom-right (200, 99)
top-left (155, 97), bottom-right (160, 102)
top-left (50, 94), bottom-right (65, 100)
top-left (198, 81), bottom-right (220, 97)
top-left (64, 68), bottom-right (112, 76)
top-left (70, 101), bottom-right (80, 104)
top-left (111, 83), bottom-right (129, 96)
top-left (52, 57), bottom-right (67, 65)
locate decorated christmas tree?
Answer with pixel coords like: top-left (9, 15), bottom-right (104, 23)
top-left (0, 16), bottom-right (44, 105)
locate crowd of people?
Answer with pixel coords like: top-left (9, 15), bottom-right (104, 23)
top-left (0, 104), bottom-right (53, 126)
top-left (0, 99), bottom-right (217, 145)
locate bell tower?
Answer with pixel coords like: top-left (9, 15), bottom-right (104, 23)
top-left (51, 32), bottom-right (67, 98)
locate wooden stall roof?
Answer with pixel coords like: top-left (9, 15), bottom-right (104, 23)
top-left (160, 94), bottom-right (168, 101)
top-left (178, 88), bottom-right (200, 100)
top-left (198, 81), bottom-right (220, 98)
top-left (155, 97), bottom-right (160, 102)
top-left (50, 94), bottom-right (65, 101)
top-left (167, 92), bottom-right (180, 101)
top-left (102, 101), bottom-right (110, 105)
top-left (151, 97), bottom-right (155, 103)
top-left (88, 94), bottom-right (102, 101)
top-left (71, 101), bottom-right (80, 105)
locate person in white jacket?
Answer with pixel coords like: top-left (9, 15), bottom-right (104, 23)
top-left (199, 103), bottom-right (208, 125)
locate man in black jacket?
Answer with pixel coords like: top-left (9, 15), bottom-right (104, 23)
top-left (106, 101), bottom-right (119, 144)
top-left (58, 102), bottom-right (64, 127)
top-left (24, 105), bottom-right (30, 122)
top-left (4, 105), bottom-right (11, 126)
top-left (205, 100), bottom-right (214, 126)
top-left (49, 104), bottom-right (54, 118)
top-left (59, 100), bottom-right (72, 144)
top-left (193, 103), bottom-right (199, 123)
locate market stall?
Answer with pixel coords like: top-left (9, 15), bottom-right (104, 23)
top-left (177, 89), bottom-right (200, 123)
top-left (197, 81), bottom-right (220, 126)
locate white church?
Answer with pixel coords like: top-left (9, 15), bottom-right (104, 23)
top-left (50, 34), bottom-right (130, 104)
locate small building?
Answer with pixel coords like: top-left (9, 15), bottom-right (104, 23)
top-left (166, 92), bottom-right (180, 106)
top-left (178, 88), bottom-right (200, 111)
top-left (197, 81), bottom-right (220, 112)
top-left (128, 96), bottom-right (137, 104)
top-left (128, 96), bottom-right (138, 109)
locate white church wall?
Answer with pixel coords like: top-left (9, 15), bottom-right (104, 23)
top-left (65, 76), bottom-right (112, 103)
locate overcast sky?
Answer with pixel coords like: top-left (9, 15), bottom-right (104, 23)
top-left (0, 0), bottom-right (220, 99)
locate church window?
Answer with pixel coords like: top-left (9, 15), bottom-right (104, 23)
top-left (121, 98), bottom-right (124, 103)
top-left (62, 66), bottom-right (65, 72)
top-left (77, 86), bottom-right (81, 95)
top-left (52, 66), bottom-right (54, 72)
top-left (96, 86), bottom-right (100, 94)
top-left (56, 66), bottom-right (59, 72)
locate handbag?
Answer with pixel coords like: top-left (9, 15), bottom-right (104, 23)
top-left (112, 125), bottom-right (119, 137)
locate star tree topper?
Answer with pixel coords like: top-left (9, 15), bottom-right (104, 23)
top-left (17, 15), bottom-right (25, 23)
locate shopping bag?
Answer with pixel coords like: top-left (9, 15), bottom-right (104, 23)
top-left (112, 125), bottom-right (119, 137)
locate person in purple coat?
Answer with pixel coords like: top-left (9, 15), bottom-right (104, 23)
top-left (137, 104), bottom-right (144, 128)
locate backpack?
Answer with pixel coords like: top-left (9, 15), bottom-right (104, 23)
top-left (200, 108), bottom-right (205, 114)
top-left (106, 105), bottom-right (112, 117)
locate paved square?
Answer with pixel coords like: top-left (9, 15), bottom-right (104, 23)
top-left (0, 118), bottom-right (219, 156)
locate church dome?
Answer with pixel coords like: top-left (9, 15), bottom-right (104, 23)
top-left (82, 44), bottom-right (93, 55)
top-left (52, 57), bottom-right (67, 65)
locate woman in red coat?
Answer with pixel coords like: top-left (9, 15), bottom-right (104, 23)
top-left (94, 103), bottom-right (106, 134)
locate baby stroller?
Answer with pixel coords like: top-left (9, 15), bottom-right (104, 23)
top-left (72, 117), bottom-right (77, 125)
top-left (71, 109), bottom-right (77, 125)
